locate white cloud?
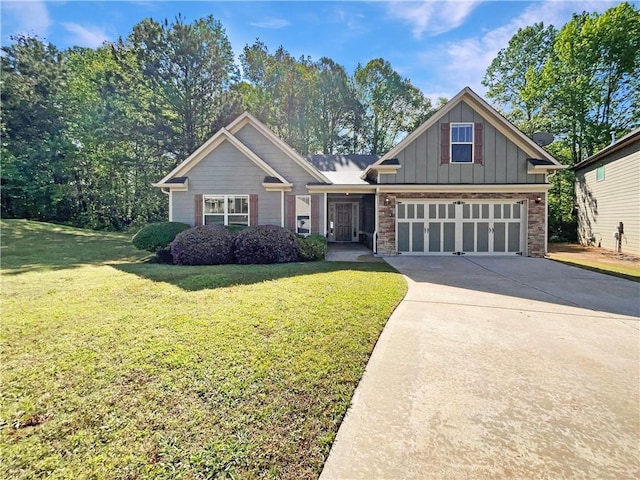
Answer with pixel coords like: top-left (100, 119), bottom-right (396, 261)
top-left (419, 0), bottom-right (621, 97)
top-left (2, 0), bottom-right (52, 39)
top-left (387, 0), bottom-right (483, 38)
top-left (249, 17), bottom-right (290, 29)
top-left (62, 22), bottom-right (110, 48)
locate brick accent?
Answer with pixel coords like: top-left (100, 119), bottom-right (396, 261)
top-left (376, 192), bottom-right (547, 257)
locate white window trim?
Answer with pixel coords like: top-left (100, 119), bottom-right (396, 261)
top-left (450, 122), bottom-right (474, 164)
top-left (296, 195), bottom-right (311, 236)
top-left (203, 194), bottom-right (250, 226)
top-left (596, 165), bottom-right (605, 182)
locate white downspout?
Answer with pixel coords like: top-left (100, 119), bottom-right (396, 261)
top-left (281, 190), bottom-right (285, 228)
top-left (544, 172), bottom-right (552, 256)
top-left (373, 187), bottom-right (380, 254)
top-left (160, 188), bottom-right (171, 221)
top-left (323, 192), bottom-right (328, 236)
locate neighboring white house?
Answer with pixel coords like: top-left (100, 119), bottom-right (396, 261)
top-left (574, 128), bottom-right (640, 256)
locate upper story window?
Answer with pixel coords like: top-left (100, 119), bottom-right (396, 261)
top-left (204, 195), bottom-right (249, 226)
top-left (296, 195), bottom-right (311, 235)
top-left (451, 123), bottom-right (473, 163)
top-left (596, 165), bottom-right (605, 181)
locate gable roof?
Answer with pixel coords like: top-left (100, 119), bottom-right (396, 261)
top-left (573, 128), bottom-right (640, 171)
top-left (153, 127), bottom-right (291, 189)
top-left (226, 112), bottom-right (331, 184)
top-left (362, 86), bottom-right (565, 180)
top-left (305, 154), bottom-right (379, 185)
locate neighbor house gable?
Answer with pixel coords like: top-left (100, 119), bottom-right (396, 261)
top-left (153, 128), bottom-right (291, 190)
top-left (363, 87), bottom-right (564, 183)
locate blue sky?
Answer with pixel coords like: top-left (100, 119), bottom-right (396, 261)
top-left (1, 1), bottom-right (626, 99)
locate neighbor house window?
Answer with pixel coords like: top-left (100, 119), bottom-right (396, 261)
top-left (203, 195), bottom-right (249, 226)
top-left (451, 123), bottom-right (473, 163)
top-left (596, 165), bottom-right (605, 181)
top-left (296, 195), bottom-right (311, 235)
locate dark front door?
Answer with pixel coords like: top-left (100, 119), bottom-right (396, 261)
top-left (335, 203), bottom-right (352, 241)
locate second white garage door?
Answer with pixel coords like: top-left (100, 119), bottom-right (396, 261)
top-left (396, 200), bottom-right (526, 255)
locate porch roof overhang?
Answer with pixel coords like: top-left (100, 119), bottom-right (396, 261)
top-left (262, 176), bottom-right (293, 192)
top-left (152, 176), bottom-right (189, 191)
top-left (527, 158), bottom-right (566, 174)
top-left (306, 183), bottom-right (551, 194)
top-left (306, 183), bottom-right (378, 194)
top-left (375, 183), bottom-right (552, 193)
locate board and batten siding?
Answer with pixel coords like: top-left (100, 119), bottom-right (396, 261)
top-left (575, 142), bottom-right (640, 255)
top-left (171, 139), bottom-right (281, 226)
top-left (379, 100), bottom-right (545, 185)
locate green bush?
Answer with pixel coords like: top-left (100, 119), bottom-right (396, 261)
top-left (171, 225), bottom-right (235, 265)
top-left (132, 222), bottom-right (190, 253)
top-left (296, 234), bottom-right (327, 261)
top-left (233, 225), bottom-right (300, 264)
top-left (225, 224), bottom-right (248, 234)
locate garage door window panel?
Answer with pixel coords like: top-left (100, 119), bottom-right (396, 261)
top-left (428, 223), bottom-right (441, 252)
top-left (412, 223), bottom-right (425, 252)
top-left (463, 223), bottom-right (475, 252)
top-left (477, 223), bottom-right (490, 252)
top-left (508, 223), bottom-right (521, 252)
top-left (493, 222), bottom-right (506, 252)
top-left (398, 223), bottom-right (410, 251)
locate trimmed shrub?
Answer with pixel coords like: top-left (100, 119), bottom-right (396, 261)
top-left (132, 222), bottom-right (190, 253)
top-left (171, 225), bottom-right (234, 265)
top-left (233, 225), bottom-right (300, 264)
top-left (225, 224), bottom-right (248, 235)
top-left (296, 234), bottom-right (327, 261)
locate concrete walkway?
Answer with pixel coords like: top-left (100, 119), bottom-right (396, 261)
top-left (325, 243), bottom-right (376, 262)
top-left (321, 256), bottom-right (639, 479)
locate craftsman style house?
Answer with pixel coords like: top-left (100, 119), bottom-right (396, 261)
top-left (154, 87), bottom-right (565, 257)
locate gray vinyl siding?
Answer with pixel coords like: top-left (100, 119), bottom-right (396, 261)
top-left (383, 100), bottom-right (545, 185)
top-left (171, 139), bottom-right (281, 226)
top-left (575, 142), bottom-right (639, 255)
top-left (234, 124), bottom-right (320, 195)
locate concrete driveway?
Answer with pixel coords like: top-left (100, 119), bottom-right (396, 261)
top-left (321, 256), bottom-right (639, 480)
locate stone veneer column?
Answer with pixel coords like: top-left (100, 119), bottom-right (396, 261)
top-left (376, 194), bottom-right (397, 255)
top-left (526, 193), bottom-right (547, 257)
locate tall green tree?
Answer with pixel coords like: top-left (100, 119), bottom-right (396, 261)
top-left (483, 3), bottom-right (640, 240)
top-left (354, 58), bottom-right (433, 154)
top-left (312, 57), bottom-right (363, 153)
top-left (118, 15), bottom-right (241, 159)
top-left (1, 36), bottom-right (75, 221)
top-left (482, 23), bottom-right (557, 136)
top-left (240, 42), bottom-right (322, 153)
top-left (544, 2), bottom-right (640, 163)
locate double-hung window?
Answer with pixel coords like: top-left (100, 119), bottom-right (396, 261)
top-left (296, 195), bottom-right (311, 235)
top-left (451, 123), bottom-right (473, 163)
top-left (204, 195), bottom-right (249, 226)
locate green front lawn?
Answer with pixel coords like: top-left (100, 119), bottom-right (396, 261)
top-left (0, 220), bottom-right (407, 479)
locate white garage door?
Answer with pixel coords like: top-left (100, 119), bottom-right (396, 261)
top-left (396, 200), bottom-right (526, 255)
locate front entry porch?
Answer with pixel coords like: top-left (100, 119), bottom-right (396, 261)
top-left (326, 193), bottom-right (376, 248)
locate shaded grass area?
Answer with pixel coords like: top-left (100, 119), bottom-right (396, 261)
top-left (1, 219), bottom-right (146, 273)
top-left (547, 244), bottom-right (640, 283)
top-left (1, 220), bottom-right (407, 479)
top-left (547, 255), bottom-right (640, 283)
